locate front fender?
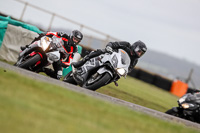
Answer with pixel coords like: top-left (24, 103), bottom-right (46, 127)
top-left (171, 107), bottom-right (180, 113)
top-left (97, 67), bottom-right (113, 77)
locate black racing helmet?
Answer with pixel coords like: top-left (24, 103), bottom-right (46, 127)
top-left (131, 40), bottom-right (147, 58)
top-left (71, 30), bottom-right (83, 45)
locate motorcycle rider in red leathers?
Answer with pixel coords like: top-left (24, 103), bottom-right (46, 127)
top-left (21, 30), bottom-right (83, 79)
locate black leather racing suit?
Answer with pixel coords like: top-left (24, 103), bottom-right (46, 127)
top-left (83, 41), bottom-right (138, 73)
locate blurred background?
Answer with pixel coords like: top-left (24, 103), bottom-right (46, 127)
top-left (0, 0), bottom-right (200, 89)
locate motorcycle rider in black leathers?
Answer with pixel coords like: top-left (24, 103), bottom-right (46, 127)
top-left (72, 40), bottom-right (147, 73)
top-left (21, 30), bottom-right (83, 79)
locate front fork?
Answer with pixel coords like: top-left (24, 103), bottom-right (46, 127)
top-left (19, 44), bottom-right (38, 58)
top-left (96, 66), bottom-right (120, 86)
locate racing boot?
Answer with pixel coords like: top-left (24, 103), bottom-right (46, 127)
top-left (72, 49), bottom-right (104, 68)
top-left (72, 55), bottom-right (90, 68)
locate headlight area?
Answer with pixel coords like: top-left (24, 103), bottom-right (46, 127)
top-left (181, 103), bottom-right (195, 109)
top-left (41, 37), bottom-right (51, 51)
top-left (116, 68), bottom-right (126, 76)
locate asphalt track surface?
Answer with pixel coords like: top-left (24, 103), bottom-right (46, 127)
top-left (0, 61), bottom-right (200, 130)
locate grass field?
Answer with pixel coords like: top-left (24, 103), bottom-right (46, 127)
top-left (98, 77), bottom-right (178, 112)
top-left (0, 67), bottom-right (199, 133)
top-left (0, 60), bottom-right (178, 112)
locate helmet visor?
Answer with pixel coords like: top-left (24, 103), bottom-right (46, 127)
top-left (72, 36), bottom-right (81, 44)
top-left (134, 46), bottom-right (145, 57)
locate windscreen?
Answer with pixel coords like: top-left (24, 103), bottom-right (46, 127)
top-left (120, 49), bottom-right (130, 66)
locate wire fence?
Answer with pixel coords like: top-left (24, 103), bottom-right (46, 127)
top-left (15, 0), bottom-right (119, 49)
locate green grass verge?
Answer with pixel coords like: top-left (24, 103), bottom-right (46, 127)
top-left (98, 76), bottom-right (178, 112)
top-left (0, 59), bottom-right (178, 112)
top-left (0, 59), bottom-right (14, 65)
top-left (0, 68), bottom-right (199, 133)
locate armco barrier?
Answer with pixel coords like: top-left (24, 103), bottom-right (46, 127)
top-left (137, 69), bottom-right (155, 84)
top-left (128, 68), bottom-right (140, 78)
top-left (153, 75), bottom-right (172, 91)
top-left (128, 68), bottom-right (173, 91)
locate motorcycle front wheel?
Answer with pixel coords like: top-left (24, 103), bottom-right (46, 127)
top-left (82, 72), bottom-right (112, 91)
top-left (165, 107), bottom-right (180, 117)
top-left (18, 54), bottom-right (41, 69)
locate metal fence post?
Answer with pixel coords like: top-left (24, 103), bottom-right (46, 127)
top-left (20, 2), bottom-right (28, 21)
top-left (15, 0), bottom-right (119, 48)
top-left (80, 25), bottom-right (84, 32)
top-left (48, 13), bottom-right (55, 31)
top-left (103, 35), bottom-right (110, 48)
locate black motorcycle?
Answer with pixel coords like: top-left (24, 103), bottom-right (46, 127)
top-left (166, 92), bottom-right (200, 123)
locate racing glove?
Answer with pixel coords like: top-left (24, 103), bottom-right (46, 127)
top-left (105, 46), bottom-right (113, 54)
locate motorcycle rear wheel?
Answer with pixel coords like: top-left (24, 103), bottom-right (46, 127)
top-left (63, 71), bottom-right (77, 85)
top-left (83, 72), bottom-right (112, 91)
top-left (18, 54), bottom-right (41, 69)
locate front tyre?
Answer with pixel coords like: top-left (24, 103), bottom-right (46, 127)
top-left (165, 107), bottom-right (180, 117)
top-left (82, 72), bottom-right (112, 91)
top-left (18, 54), bottom-right (41, 69)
